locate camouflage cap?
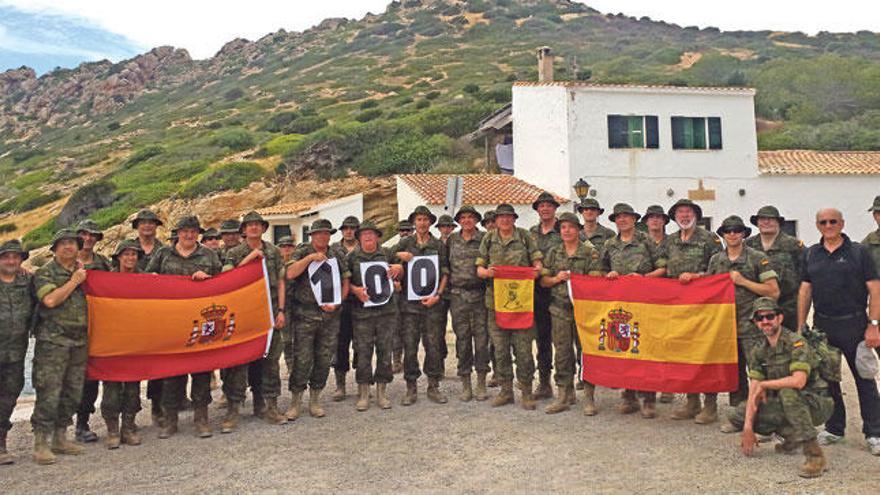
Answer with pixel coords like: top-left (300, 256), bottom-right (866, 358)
top-left (201, 228), bottom-right (220, 240)
top-left (76, 219), bottom-right (104, 240)
top-left (112, 238), bottom-right (144, 259)
top-left (751, 296), bottom-right (781, 318)
top-left (169, 229), bottom-right (179, 241)
top-left (219, 219), bottom-right (241, 234)
top-left (667, 198), bottom-right (703, 221)
top-left (494, 203), bottom-right (518, 219)
top-left (0, 239), bottom-right (29, 261)
top-left (436, 214), bottom-right (456, 228)
top-left (175, 215), bottom-right (205, 234)
top-left (355, 220), bottom-right (383, 238)
top-left (869, 195), bottom-right (880, 213)
top-left (608, 203), bottom-right (641, 223)
top-left (397, 220), bottom-right (413, 231)
top-left (556, 211), bottom-right (582, 229)
top-left (408, 205), bottom-right (437, 225)
top-left (576, 198), bottom-right (604, 214)
top-left (480, 210), bottom-right (496, 226)
top-left (454, 205), bottom-right (482, 223)
top-left (716, 215), bottom-right (752, 238)
top-left (749, 205), bottom-right (785, 226)
top-left (340, 216), bottom-right (361, 229)
top-left (307, 218), bottom-right (336, 235)
top-left (276, 235), bottom-right (295, 247)
top-left (641, 204), bottom-right (670, 225)
top-left (50, 228), bottom-right (84, 252)
top-left (239, 211), bottom-right (269, 232)
top-left (131, 209), bottom-right (163, 229)
top-left (531, 191), bottom-right (560, 210)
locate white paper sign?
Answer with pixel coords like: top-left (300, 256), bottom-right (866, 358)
top-left (359, 261), bottom-right (393, 308)
top-left (407, 254), bottom-right (439, 301)
top-left (307, 257), bottom-right (341, 305)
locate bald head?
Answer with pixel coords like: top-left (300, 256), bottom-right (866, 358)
top-left (815, 208), bottom-right (843, 222)
top-left (815, 208), bottom-right (845, 241)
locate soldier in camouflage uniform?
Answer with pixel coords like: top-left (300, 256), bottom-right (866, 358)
top-left (662, 199), bottom-right (724, 422)
top-left (331, 216), bottom-right (360, 403)
top-left (481, 210), bottom-right (496, 232)
top-left (276, 235), bottom-right (296, 383)
top-left (101, 240), bottom-right (145, 450)
top-left (641, 204), bottom-right (675, 403)
top-left (200, 228), bottom-right (221, 251)
top-left (446, 206), bottom-right (489, 402)
top-left (0, 240), bottom-right (35, 465)
top-left (146, 216), bottom-right (222, 439)
top-left (540, 212), bottom-right (603, 415)
top-left (577, 198), bottom-right (616, 247)
top-left (708, 216), bottom-right (780, 415)
top-left (861, 195), bottom-right (880, 277)
top-left (221, 212), bottom-right (287, 431)
top-left (436, 214), bottom-right (456, 377)
top-left (218, 219), bottom-right (242, 261)
top-left (746, 205), bottom-right (804, 327)
top-left (602, 204), bottom-right (667, 418)
top-left (479, 210), bottom-right (498, 386)
top-left (530, 192), bottom-right (562, 401)
top-left (476, 203), bottom-right (543, 410)
top-left (343, 221), bottom-right (403, 411)
top-left (394, 206), bottom-right (450, 406)
top-left (30, 229), bottom-right (88, 465)
top-left (286, 219), bottom-right (347, 419)
top-left (724, 298), bottom-right (832, 478)
top-left (391, 220), bottom-right (414, 374)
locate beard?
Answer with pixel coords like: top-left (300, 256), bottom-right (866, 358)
top-left (676, 218), bottom-right (696, 230)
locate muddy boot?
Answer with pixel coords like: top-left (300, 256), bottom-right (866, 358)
top-left (659, 392), bottom-right (675, 403)
top-left (427, 378), bottom-right (448, 404)
top-left (459, 374), bottom-right (473, 402)
top-left (193, 405), bottom-right (213, 438)
top-left (221, 401), bottom-right (240, 434)
top-left (158, 410), bottom-right (178, 439)
top-left (401, 380), bottom-right (418, 406)
top-left (545, 381), bottom-right (572, 414)
top-left (799, 439), bottom-right (826, 478)
top-left (151, 399), bottom-right (163, 428)
top-left (332, 371), bottom-right (347, 402)
top-left (75, 414), bottom-right (98, 443)
top-left (491, 380), bottom-right (514, 407)
top-left (103, 416), bottom-right (121, 450)
top-left (32, 431), bottom-right (56, 465)
top-left (775, 437), bottom-right (800, 455)
top-left (0, 429), bottom-right (13, 465)
top-left (392, 350), bottom-right (403, 374)
top-left (309, 389), bottom-right (326, 418)
top-left (694, 394), bottom-right (718, 425)
top-left (264, 398), bottom-right (287, 425)
top-left (488, 372), bottom-right (499, 388)
top-left (534, 372), bottom-right (553, 400)
top-left (252, 392), bottom-right (266, 418)
top-left (285, 391), bottom-right (302, 421)
top-left (582, 383), bottom-right (598, 416)
top-left (52, 427), bottom-right (85, 455)
top-left (640, 396), bottom-right (657, 419)
top-left (376, 383), bottom-right (392, 409)
top-left (474, 372), bottom-right (488, 401)
top-left (518, 381), bottom-right (537, 411)
top-left (617, 390), bottom-right (639, 415)
top-left (671, 394), bottom-right (702, 420)
top-left (356, 384), bottom-right (370, 411)
top-left (121, 414), bottom-right (141, 446)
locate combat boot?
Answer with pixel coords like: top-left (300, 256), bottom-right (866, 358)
top-left (582, 383), bottom-right (598, 416)
top-left (75, 414), bottom-right (97, 443)
top-left (401, 380), bottom-right (418, 406)
top-left (474, 372), bottom-right (488, 401)
top-left (0, 429), bottom-right (14, 465)
top-left (193, 405), bottom-right (213, 438)
top-left (545, 381), bottom-right (572, 414)
top-left (221, 401), bottom-right (240, 433)
top-left (491, 380), bottom-right (514, 407)
top-left (356, 384), bottom-right (370, 411)
top-left (567, 384), bottom-right (577, 405)
top-left (519, 381), bottom-right (537, 411)
top-left (151, 399), bottom-right (163, 428)
top-left (459, 374), bottom-right (473, 402)
top-left (52, 427), bottom-right (85, 455)
top-left (376, 383), bottom-right (391, 409)
top-left (427, 378), bottom-right (448, 404)
top-left (286, 391), bottom-right (302, 421)
top-left (32, 431), bottom-right (55, 465)
top-left (775, 437), bottom-right (800, 455)
top-left (121, 414), bottom-right (141, 446)
top-left (640, 396), bottom-right (657, 419)
top-left (617, 390), bottom-right (639, 415)
top-left (309, 389), bottom-right (326, 418)
top-left (332, 371), bottom-right (347, 402)
top-left (158, 410), bottom-right (178, 439)
top-left (671, 394), bottom-right (702, 420)
top-left (534, 372), bottom-right (553, 400)
top-left (694, 394), bottom-right (718, 425)
top-left (799, 439), bottom-right (826, 478)
top-left (659, 392), bottom-right (675, 403)
top-left (252, 392), bottom-right (266, 418)
top-left (103, 416), bottom-right (121, 450)
top-left (392, 350), bottom-right (403, 374)
top-left (264, 398), bottom-right (287, 425)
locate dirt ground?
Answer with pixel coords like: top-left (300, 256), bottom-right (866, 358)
top-left (3, 347), bottom-right (877, 494)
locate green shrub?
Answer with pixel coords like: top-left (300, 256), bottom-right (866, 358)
top-left (402, 101), bottom-right (497, 137)
top-left (415, 100), bottom-right (430, 109)
top-left (224, 87), bottom-right (245, 100)
top-left (212, 128), bottom-right (255, 151)
top-left (180, 162), bottom-right (266, 198)
top-left (261, 111), bottom-right (299, 132)
top-left (263, 134), bottom-right (305, 156)
top-left (425, 91), bottom-right (441, 100)
top-left (284, 116), bottom-right (328, 134)
top-left (357, 133), bottom-right (456, 176)
top-left (12, 169), bottom-right (53, 189)
top-left (123, 145), bottom-right (164, 168)
top-left (356, 109), bottom-right (383, 122)
top-left (0, 190), bottom-right (62, 214)
top-left (463, 84), bottom-right (480, 94)
top-left (360, 100), bottom-right (379, 110)
top-left (107, 121), bottom-right (121, 131)
top-left (22, 218), bottom-right (57, 251)
top-left (0, 223), bottom-right (16, 234)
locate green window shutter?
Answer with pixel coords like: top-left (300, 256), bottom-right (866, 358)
top-left (683, 118), bottom-right (694, 149)
top-left (627, 116), bottom-right (644, 148)
top-left (608, 115), bottom-right (628, 148)
top-left (671, 117), bottom-right (685, 149)
top-left (692, 117), bottom-right (706, 149)
top-left (645, 116), bottom-right (659, 148)
top-left (708, 117), bottom-right (722, 149)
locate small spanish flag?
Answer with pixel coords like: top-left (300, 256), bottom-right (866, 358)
top-left (493, 265), bottom-right (535, 329)
top-left (83, 260), bottom-right (274, 382)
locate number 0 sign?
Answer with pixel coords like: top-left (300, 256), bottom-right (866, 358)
top-left (359, 261), bottom-right (392, 307)
top-left (407, 254), bottom-right (439, 301)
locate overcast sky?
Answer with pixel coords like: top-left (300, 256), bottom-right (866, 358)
top-left (2, 0), bottom-right (879, 60)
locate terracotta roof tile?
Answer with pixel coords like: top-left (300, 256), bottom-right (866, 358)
top-left (256, 199), bottom-right (320, 216)
top-left (513, 81), bottom-right (755, 95)
top-left (758, 150), bottom-right (880, 175)
top-left (397, 174), bottom-right (568, 206)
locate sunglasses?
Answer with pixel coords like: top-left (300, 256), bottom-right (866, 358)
top-left (753, 313), bottom-right (777, 322)
top-left (817, 219), bottom-right (839, 226)
top-left (723, 228), bottom-right (746, 235)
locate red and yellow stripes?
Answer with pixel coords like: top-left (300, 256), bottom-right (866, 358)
top-left (493, 265), bottom-right (535, 329)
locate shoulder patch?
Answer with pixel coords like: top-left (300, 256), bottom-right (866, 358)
top-left (761, 258), bottom-right (769, 266)
top-left (798, 240), bottom-right (804, 248)
top-left (793, 340), bottom-right (804, 348)
top-left (713, 237), bottom-right (721, 244)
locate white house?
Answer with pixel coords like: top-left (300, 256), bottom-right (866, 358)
top-left (256, 193), bottom-right (363, 244)
top-left (512, 80), bottom-right (880, 238)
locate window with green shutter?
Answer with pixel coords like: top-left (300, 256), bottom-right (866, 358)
top-left (672, 117), bottom-right (721, 150)
top-left (607, 115), bottom-right (659, 149)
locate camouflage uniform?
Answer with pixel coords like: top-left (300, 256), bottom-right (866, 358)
top-left (101, 261), bottom-right (142, 424)
top-left (131, 210), bottom-right (164, 272)
top-left (860, 227), bottom-right (880, 285)
top-left (330, 236), bottom-right (359, 385)
top-left (0, 246), bottom-right (35, 435)
top-left (447, 229), bottom-right (489, 377)
top-left (529, 223), bottom-right (561, 389)
top-left (580, 224), bottom-right (616, 248)
top-left (745, 213), bottom-right (804, 326)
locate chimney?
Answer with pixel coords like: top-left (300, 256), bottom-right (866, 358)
top-left (537, 46), bottom-right (554, 83)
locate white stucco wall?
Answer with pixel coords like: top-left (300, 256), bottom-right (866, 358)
top-left (512, 85), bottom-right (572, 198)
top-left (262, 194), bottom-right (363, 244)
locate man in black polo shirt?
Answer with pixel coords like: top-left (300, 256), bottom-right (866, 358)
top-left (797, 207), bottom-right (880, 456)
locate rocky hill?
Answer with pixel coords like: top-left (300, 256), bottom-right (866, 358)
top-left (1, 0), bottom-right (879, 249)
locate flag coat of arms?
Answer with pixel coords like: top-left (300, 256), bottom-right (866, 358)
top-left (570, 273), bottom-right (738, 393)
top-left (492, 265), bottom-right (535, 329)
top-left (82, 260), bottom-right (274, 381)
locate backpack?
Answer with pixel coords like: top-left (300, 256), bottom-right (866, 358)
top-left (801, 326), bottom-right (842, 383)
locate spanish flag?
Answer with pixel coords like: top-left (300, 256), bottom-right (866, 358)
top-left (83, 260), bottom-right (274, 382)
top-left (571, 273), bottom-right (737, 393)
top-left (493, 265), bottom-right (535, 329)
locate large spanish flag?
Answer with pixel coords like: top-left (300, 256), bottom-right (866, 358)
top-left (83, 260), bottom-right (274, 382)
top-left (571, 273), bottom-right (737, 393)
top-left (493, 266), bottom-right (535, 329)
